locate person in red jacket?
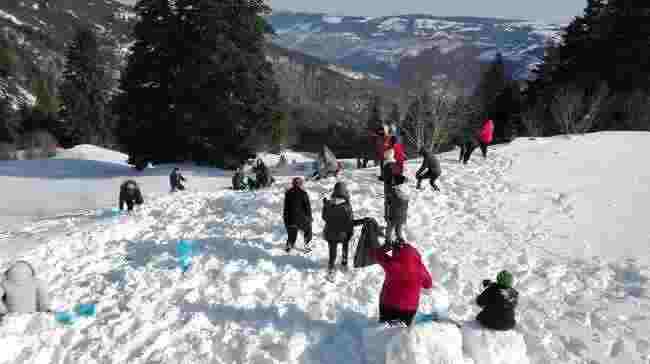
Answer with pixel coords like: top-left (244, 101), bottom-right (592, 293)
top-left (370, 241), bottom-right (433, 326)
top-left (477, 119), bottom-right (494, 158)
top-left (391, 136), bottom-right (407, 176)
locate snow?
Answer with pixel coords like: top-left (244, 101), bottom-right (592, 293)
top-left (0, 9), bottom-right (25, 26)
top-left (378, 18), bottom-right (408, 33)
top-left (1, 133), bottom-right (650, 363)
top-left (365, 322), bottom-right (467, 364)
top-left (322, 16), bottom-right (343, 24)
top-left (462, 321), bottom-right (529, 364)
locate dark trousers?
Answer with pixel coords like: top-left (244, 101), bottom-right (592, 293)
top-left (171, 184), bottom-right (185, 192)
top-left (460, 142), bottom-right (488, 164)
top-left (379, 305), bottom-right (417, 327)
top-left (327, 239), bottom-right (350, 270)
top-left (416, 170), bottom-right (440, 189)
top-left (124, 200), bottom-right (134, 211)
top-left (287, 225), bottom-right (312, 248)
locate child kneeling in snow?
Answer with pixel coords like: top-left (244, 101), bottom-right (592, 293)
top-left (370, 241), bottom-right (433, 327)
top-left (0, 261), bottom-right (51, 316)
top-left (119, 180), bottom-right (144, 212)
top-left (476, 270), bottom-right (519, 330)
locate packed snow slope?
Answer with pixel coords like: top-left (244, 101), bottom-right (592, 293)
top-left (0, 133), bottom-right (649, 364)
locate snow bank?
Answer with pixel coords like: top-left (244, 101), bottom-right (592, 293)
top-left (54, 144), bottom-right (129, 165)
top-left (388, 323), bottom-right (467, 364)
top-left (364, 322), bottom-right (466, 364)
top-left (462, 321), bottom-right (529, 364)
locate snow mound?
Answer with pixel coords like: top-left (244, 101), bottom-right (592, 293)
top-left (387, 322), bottom-right (467, 364)
top-left (364, 322), bottom-right (466, 364)
top-left (54, 144), bottom-right (129, 165)
top-left (462, 321), bottom-right (529, 364)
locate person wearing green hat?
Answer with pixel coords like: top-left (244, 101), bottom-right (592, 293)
top-left (475, 270), bottom-right (519, 330)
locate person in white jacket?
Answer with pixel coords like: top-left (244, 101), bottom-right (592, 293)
top-left (0, 261), bottom-right (50, 315)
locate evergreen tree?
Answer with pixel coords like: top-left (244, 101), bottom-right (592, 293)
top-left (367, 95), bottom-right (383, 131)
top-left (117, 0), bottom-right (280, 167)
top-left (0, 96), bottom-right (17, 143)
top-left (60, 26), bottom-right (113, 146)
top-left (474, 53), bottom-right (507, 119)
top-left (388, 102), bottom-right (400, 126)
top-left (33, 78), bottom-right (59, 116)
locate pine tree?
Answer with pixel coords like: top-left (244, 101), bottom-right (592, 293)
top-left (33, 78), bottom-right (59, 116)
top-left (0, 96), bottom-right (17, 143)
top-left (388, 103), bottom-right (400, 126)
top-left (60, 26), bottom-right (113, 146)
top-left (117, 0), bottom-right (280, 167)
top-left (367, 95), bottom-right (383, 131)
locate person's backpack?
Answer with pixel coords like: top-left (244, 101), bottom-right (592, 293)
top-left (354, 218), bottom-right (383, 268)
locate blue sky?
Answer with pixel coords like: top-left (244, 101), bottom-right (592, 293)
top-left (117, 0), bottom-right (585, 23)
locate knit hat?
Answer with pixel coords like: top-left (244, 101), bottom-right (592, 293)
top-left (496, 270), bottom-right (513, 288)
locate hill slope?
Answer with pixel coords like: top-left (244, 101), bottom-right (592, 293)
top-left (1, 133), bottom-right (649, 363)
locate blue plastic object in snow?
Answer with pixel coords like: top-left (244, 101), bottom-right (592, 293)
top-left (55, 311), bottom-right (75, 325)
top-left (74, 303), bottom-right (96, 317)
top-left (179, 255), bottom-right (192, 272)
top-left (176, 240), bottom-right (193, 257)
top-left (414, 313), bottom-right (437, 325)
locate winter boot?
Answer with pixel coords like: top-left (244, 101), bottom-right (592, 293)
top-left (340, 259), bottom-right (349, 272)
top-left (285, 243), bottom-right (292, 253)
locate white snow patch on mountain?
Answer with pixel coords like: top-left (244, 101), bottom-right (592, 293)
top-left (378, 17), bottom-right (408, 32)
top-left (0, 9), bottom-right (25, 26)
top-left (322, 16), bottom-right (343, 24)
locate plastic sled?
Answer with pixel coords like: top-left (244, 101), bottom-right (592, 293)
top-left (55, 311), bottom-right (75, 325)
top-left (74, 303), bottom-right (96, 317)
top-left (176, 240), bottom-right (194, 257)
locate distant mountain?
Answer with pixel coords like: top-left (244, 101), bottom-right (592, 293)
top-left (266, 11), bottom-right (564, 89)
top-left (0, 0), bottom-right (136, 108)
top-left (0, 1), bottom-right (382, 129)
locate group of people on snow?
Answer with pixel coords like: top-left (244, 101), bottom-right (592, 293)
top-left (1, 118), bottom-right (516, 335)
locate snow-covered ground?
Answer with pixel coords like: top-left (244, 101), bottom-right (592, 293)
top-left (0, 133), bottom-right (649, 364)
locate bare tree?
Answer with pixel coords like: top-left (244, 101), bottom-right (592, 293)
top-left (551, 85), bottom-right (584, 135)
top-left (622, 89), bottom-right (650, 130)
top-left (576, 83), bottom-right (609, 133)
top-left (521, 102), bottom-right (545, 137)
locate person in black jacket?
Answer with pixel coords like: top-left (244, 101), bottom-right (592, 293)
top-left (232, 166), bottom-right (246, 190)
top-left (416, 148), bottom-right (441, 191)
top-left (169, 167), bottom-right (186, 192)
top-left (119, 180), bottom-right (144, 212)
top-left (386, 174), bottom-right (409, 246)
top-left (283, 177), bottom-right (312, 253)
top-left (476, 270), bottom-right (519, 330)
top-left (254, 160), bottom-right (274, 188)
top-left (322, 182), bottom-right (354, 276)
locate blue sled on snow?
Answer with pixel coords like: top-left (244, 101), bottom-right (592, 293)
top-left (176, 240), bottom-right (195, 273)
top-left (54, 303), bottom-right (97, 325)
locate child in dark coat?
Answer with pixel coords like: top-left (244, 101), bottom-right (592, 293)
top-left (283, 177), bottom-right (313, 253)
top-left (416, 148), bottom-right (441, 191)
top-left (386, 174), bottom-right (410, 245)
top-left (476, 270), bottom-right (519, 330)
top-left (322, 182), bottom-right (354, 277)
top-left (119, 180), bottom-right (144, 212)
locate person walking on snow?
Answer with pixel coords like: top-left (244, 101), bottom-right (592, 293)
top-left (119, 180), bottom-right (144, 212)
top-left (370, 241), bottom-right (433, 326)
top-left (322, 182), bottom-right (354, 279)
top-left (283, 177), bottom-right (313, 253)
top-left (476, 270), bottom-right (519, 330)
top-left (391, 136), bottom-right (407, 177)
top-left (416, 147), bottom-right (441, 191)
top-left (386, 174), bottom-right (410, 246)
top-left (0, 261), bottom-right (51, 315)
top-left (460, 119), bottom-right (494, 164)
top-left (169, 167), bottom-right (186, 192)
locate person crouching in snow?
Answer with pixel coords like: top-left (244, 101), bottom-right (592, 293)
top-left (416, 147), bottom-right (441, 191)
top-left (476, 270), bottom-right (519, 330)
top-left (119, 180), bottom-right (144, 212)
top-left (370, 241), bottom-right (433, 326)
top-left (386, 174), bottom-right (410, 246)
top-left (283, 177), bottom-right (313, 253)
top-left (0, 261), bottom-right (51, 315)
top-left (322, 182), bottom-right (354, 278)
top-left (169, 167), bottom-right (186, 192)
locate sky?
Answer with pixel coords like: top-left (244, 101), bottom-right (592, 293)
top-left (116, 0), bottom-right (585, 23)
